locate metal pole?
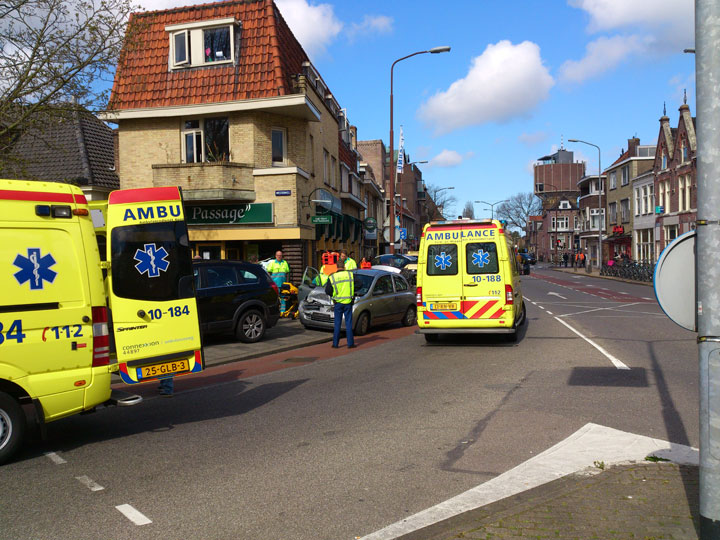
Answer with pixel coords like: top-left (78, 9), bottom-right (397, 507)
top-left (597, 147), bottom-right (602, 270)
top-left (696, 1), bottom-right (720, 536)
top-left (389, 64), bottom-right (395, 254)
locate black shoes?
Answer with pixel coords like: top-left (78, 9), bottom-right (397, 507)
top-left (348, 345), bottom-right (357, 349)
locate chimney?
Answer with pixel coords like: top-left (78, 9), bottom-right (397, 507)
top-left (627, 137), bottom-right (640, 157)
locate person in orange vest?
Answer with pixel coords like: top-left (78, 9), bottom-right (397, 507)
top-left (360, 257), bottom-right (371, 269)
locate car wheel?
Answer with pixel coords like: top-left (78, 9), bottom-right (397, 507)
top-left (401, 305), bottom-right (417, 326)
top-left (0, 392), bottom-right (25, 465)
top-left (354, 312), bottom-right (370, 336)
top-left (236, 309), bottom-right (266, 343)
top-left (424, 333), bottom-right (439, 343)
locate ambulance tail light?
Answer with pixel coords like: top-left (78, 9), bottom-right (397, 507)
top-left (505, 285), bottom-right (514, 305)
top-left (92, 306), bottom-right (110, 367)
top-left (416, 286), bottom-right (422, 307)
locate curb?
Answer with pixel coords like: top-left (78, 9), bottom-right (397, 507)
top-left (203, 334), bottom-right (333, 369)
top-left (549, 266), bottom-right (653, 287)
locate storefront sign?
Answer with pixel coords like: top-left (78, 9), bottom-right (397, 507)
top-left (612, 226), bottom-right (624, 234)
top-left (275, 190), bottom-right (291, 196)
top-left (186, 203), bottom-right (273, 225)
top-left (311, 215), bottom-right (332, 224)
top-left (364, 217), bottom-right (377, 231)
top-left (655, 206), bottom-right (664, 214)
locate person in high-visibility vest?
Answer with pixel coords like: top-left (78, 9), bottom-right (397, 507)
top-left (340, 249), bottom-right (357, 270)
top-left (325, 259), bottom-right (356, 349)
top-left (314, 265), bottom-right (330, 286)
top-left (266, 250), bottom-right (290, 289)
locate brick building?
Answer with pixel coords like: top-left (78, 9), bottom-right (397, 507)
top-left (102, 0), bottom-right (369, 283)
top-left (653, 103), bottom-right (697, 258)
top-left (603, 138), bottom-right (655, 260)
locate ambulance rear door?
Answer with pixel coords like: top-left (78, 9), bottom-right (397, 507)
top-left (106, 187), bottom-right (203, 384)
top-left (460, 222), bottom-right (506, 323)
top-left (420, 226), bottom-right (464, 323)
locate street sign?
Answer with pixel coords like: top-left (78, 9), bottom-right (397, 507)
top-left (399, 228), bottom-right (407, 240)
top-left (655, 205), bottom-right (665, 214)
top-left (654, 230), bottom-right (695, 331)
top-left (275, 190), bottom-right (291, 196)
top-left (311, 215), bottom-right (332, 224)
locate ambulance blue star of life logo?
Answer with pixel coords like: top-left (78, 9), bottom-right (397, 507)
top-left (134, 243), bottom-right (170, 278)
top-left (13, 248), bottom-right (57, 290)
top-left (434, 252), bottom-right (452, 270)
top-left (472, 249), bottom-right (491, 268)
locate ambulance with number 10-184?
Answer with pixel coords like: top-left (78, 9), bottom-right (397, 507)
top-left (416, 218), bottom-right (526, 342)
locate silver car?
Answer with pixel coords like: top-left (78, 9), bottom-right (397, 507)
top-left (298, 268), bottom-right (417, 335)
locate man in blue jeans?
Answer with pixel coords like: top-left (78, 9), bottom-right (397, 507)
top-left (325, 259), bottom-right (356, 349)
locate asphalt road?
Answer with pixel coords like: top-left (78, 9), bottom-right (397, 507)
top-left (0, 267), bottom-right (698, 540)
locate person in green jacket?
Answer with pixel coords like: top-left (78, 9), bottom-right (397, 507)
top-left (267, 250), bottom-right (290, 289)
top-left (340, 249), bottom-right (357, 271)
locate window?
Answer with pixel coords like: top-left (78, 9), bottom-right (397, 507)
top-left (664, 224), bottom-right (678, 243)
top-left (168, 19), bottom-right (236, 69)
top-left (559, 200), bottom-right (570, 209)
top-left (682, 140), bottom-right (689, 162)
top-left (271, 128), bottom-right (287, 166)
top-left (620, 199), bottom-right (630, 223)
top-left (574, 216), bottom-right (579, 230)
top-left (466, 243), bottom-right (499, 275)
top-left (372, 275), bottom-right (394, 295)
top-left (323, 149), bottom-right (330, 185)
top-left (609, 171), bottom-right (617, 190)
top-left (635, 229), bottom-right (654, 263)
top-left (204, 27), bottom-right (231, 63)
top-left (206, 266), bottom-right (239, 288)
top-left (331, 156), bottom-right (337, 189)
top-left (608, 202), bottom-right (617, 225)
top-left (635, 188), bottom-right (642, 216)
top-left (678, 177), bottom-right (685, 212)
top-left (685, 175), bottom-right (692, 211)
top-left (662, 151), bottom-right (668, 169)
top-left (621, 166), bottom-right (629, 186)
top-left (426, 244), bottom-right (458, 276)
top-left (173, 30), bottom-right (190, 66)
top-left (392, 275), bottom-right (409, 292)
top-left (182, 118), bottom-right (229, 163)
top-left (308, 135), bottom-right (315, 174)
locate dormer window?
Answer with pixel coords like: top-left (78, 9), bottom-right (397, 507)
top-left (167, 18), bottom-right (237, 70)
top-left (559, 200), bottom-right (570, 210)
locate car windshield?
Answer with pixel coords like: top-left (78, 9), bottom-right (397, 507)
top-left (373, 255), bottom-right (410, 269)
top-left (354, 273), bottom-right (374, 296)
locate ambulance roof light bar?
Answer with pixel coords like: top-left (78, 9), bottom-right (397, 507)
top-left (429, 218), bottom-right (496, 226)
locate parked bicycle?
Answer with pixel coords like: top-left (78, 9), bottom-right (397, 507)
top-left (600, 260), bottom-right (654, 282)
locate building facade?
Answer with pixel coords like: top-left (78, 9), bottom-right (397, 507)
top-left (632, 169), bottom-right (655, 263)
top-left (653, 103), bottom-right (697, 258)
top-left (576, 173), bottom-right (606, 266)
top-left (103, 0), bottom-right (368, 283)
top-left (603, 138), bottom-right (654, 260)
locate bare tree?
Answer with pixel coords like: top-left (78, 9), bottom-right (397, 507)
top-left (495, 192), bottom-right (542, 231)
top-left (426, 183), bottom-right (457, 218)
top-left (0, 0), bottom-right (139, 159)
top-left (462, 200), bottom-right (475, 219)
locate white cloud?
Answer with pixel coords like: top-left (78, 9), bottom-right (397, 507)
top-left (559, 35), bottom-right (647, 83)
top-left (418, 41), bottom-right (554, 135)
top-left (274, 0), bottom-right (343, 58)
top-left (347, 15), bottom-right (393, 41)
top-left (518, 131), bottom-right (551, 146)
top-left (429, 149), bottom-right (474, 168)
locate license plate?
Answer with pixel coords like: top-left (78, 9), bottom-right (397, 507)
top-left (140, 359), bottom-right (189, 379)
top-left (431, 302), bottom-right (457, 311)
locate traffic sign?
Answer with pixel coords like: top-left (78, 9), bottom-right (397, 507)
top-left (311, 215), bottom-right (332, 224)
top-left (399, 228), bottom-right (407, 240)
top-left (654, 230), bottom-right (695, 331)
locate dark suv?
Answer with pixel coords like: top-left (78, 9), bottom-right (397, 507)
top-left (193, 260), bottom-right (280, 343)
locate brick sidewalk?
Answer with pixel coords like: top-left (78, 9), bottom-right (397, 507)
top-left (406, 462), bottom-right (699, 540)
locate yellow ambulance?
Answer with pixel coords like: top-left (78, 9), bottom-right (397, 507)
top-left (0, 180), bottom-right (203, 464)
top-left (416, 218), bottom-right (526, 342)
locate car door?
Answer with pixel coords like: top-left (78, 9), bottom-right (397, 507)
top-left (421, 231), bottom-right (463, 325)
top-left (369, 274), bottom-right (394, 325)
top-left (199, 264), bottom-right (242, 333)
top-left (105, 186), bottom-right (203, 384)
top-left (298, 266), bottom-right (319, 303)
top-left (391, 274), bottom-right (410, 321)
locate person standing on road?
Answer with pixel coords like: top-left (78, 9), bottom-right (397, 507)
top-left (562, 252), bottom-right (569, 267)
top-left (340, 249), bottom-right (357, 271)
top-left (325, 259), bottom-right (356, 349)
top-left (267, 250), bottom-right (290, 288)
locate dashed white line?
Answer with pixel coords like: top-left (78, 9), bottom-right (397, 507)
top-left (553, 316), bottom-right (630, 370)
top-left (546, 311), bottom-right (553, 315)
top-left (642, 297), bottom-right (652, 300)
top-left (75, 475), bottom-right (104, 492)
top-left (116, 504), bottom-right (152, 526)
top-left (44, 452), bottom-right (66, 464)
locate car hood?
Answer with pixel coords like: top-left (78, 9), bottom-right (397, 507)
top-left (305, 287), bottom-right (333, 305)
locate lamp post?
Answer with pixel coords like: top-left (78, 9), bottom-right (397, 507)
top-left (474, 199), bottom-right (507, 220)
top-left (432, 186), bottom-right (454, 219)
top-left (389, 46), bottom-right (450, 254)
top-left (568, 139), bottom-right (603, 269)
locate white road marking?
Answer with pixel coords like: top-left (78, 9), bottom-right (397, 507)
top-left (553, 317), bottom-right (630, 370)
top-left (75, 475), bottom-right (104, 492)
top-left (642, 297), bottom-right (653, 300)
top-left (116, 504), bottom-right (152, 526)
top-left (546, 311), bottom-right (553, 315)
top-left (44, 452), bottom-right (66, 464)
top-left (360, 424), bottom-right (697, 540)
top-left (537, 306), bottom-right (544, 310)
top-left (558, 302), bottom-right (640, 318)
top-left (547, 292), bottom-right (567, 300)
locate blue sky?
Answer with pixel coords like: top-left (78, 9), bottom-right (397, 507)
top-left (140, 0), bottom-right (695, 218)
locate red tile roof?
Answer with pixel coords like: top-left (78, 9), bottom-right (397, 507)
top-left (108, 0), bottom-right (309, 110)
top-left (606, 148), bottom-right (631, 170)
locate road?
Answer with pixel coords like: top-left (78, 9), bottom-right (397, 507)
top-left (0, 267), bottom-right (698, 540)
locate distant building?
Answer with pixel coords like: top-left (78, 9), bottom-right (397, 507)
top-left (577, 173), bottom-right (606, 266)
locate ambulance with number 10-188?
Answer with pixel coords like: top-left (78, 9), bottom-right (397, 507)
top-left (416, 218), bottom-right (526, 343)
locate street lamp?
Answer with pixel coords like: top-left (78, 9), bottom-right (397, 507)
top-left (432, 186), bottom-right (454, 218)
top-left (568, 139), bottom-right (602, 268)
top-left (474, 199), bottom-right (507, 220)
top-left (389, 46), bottom-right (451, 253)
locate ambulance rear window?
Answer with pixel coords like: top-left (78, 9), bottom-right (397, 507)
top-left (110, 221), bottom-right (194, 301)
top-left (426, 244), bottom-right (458, 276)
top-left (466, 243), bottom-right (499, 274)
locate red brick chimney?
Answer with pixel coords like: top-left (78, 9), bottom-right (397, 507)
top-left (627, 137), bottom-right (640, 157)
